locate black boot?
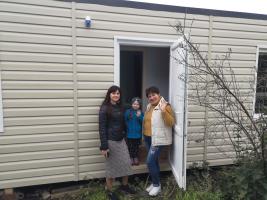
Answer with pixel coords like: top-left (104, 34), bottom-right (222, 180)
top-left (119, 184), bottom-right (136, 194)
top-left (107, 191), bottom-right (119, 200)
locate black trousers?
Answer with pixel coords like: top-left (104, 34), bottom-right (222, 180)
top-left (127, 138), bottom-right (141, 158)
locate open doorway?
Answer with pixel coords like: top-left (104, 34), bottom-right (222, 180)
top-left (115, 36), bottom-right (188, 189)
top-left (120, 45), bottom-right (170, 164)
top-left (120, 46), bottom-right (170, 109)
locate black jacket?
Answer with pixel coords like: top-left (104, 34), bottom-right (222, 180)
top-left (98, 103), bottom-right (126, 150)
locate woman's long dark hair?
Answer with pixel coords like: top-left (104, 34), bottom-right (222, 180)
top-left (102, 85), bottom-right (122, 106)
top-left (101, 85), bottom-right (125, 131)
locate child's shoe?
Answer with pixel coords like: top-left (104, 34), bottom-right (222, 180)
top-left (133, 157), bottom-right (139, 165)
top-left (130, 158), bottom-right (134, 165)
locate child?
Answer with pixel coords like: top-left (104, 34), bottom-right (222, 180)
top-left (124, 97), bottom-right (144, 165)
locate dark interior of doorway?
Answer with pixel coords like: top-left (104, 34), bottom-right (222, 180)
top-left (120, 50), bottom-right (143, 108)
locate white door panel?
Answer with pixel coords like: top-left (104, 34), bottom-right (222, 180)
top-left (169, 38), bottom-right (188, 189)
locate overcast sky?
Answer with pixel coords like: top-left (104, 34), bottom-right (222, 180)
top-left (126, 0), bottom-right (267, 15)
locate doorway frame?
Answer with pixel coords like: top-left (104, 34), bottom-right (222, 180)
top-left (114, 36), bottom-right (175, 87)
top-left (114, 36), bottom-right (188, 189)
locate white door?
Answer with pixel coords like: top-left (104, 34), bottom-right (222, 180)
top-left (169, 38), bottom-right (188, 189)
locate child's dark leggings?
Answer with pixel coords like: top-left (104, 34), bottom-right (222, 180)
top-left (127, 138), bottom-right (141, 158)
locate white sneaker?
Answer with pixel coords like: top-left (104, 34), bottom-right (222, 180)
top-left (149, 185), bottom-right (161, 196)
top-left (145, 184), bottom-right (154, 193)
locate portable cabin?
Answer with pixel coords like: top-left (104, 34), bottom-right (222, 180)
top-left (0, 0), bottom-right (267, 190)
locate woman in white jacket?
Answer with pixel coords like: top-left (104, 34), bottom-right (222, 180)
top-left (143, 86), bottom-right (175, 196)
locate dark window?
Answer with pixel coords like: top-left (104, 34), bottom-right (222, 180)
top-left (255, 53), bottom-right (267, 114)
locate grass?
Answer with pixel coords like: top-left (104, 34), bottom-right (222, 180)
top-left (51, 171), bottom-right (223, 200)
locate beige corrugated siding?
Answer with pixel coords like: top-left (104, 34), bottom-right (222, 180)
top-left (204, 15), bottom-right (266, 165)
top-left (0, 0), bottom-right (75, 189)
top-left (0, 0), bottom-right (266, 189)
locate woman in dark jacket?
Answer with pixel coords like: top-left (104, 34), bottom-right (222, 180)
top-left (99, 85), bottom-right (135, 200)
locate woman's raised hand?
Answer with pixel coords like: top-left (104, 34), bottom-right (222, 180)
top-left (160, 102), bottom-right (167, 112)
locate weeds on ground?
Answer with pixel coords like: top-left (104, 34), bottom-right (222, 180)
top-left (218, 159), bottom-right (267, 200)
top-left (54, 170), bottom-right (223, 200)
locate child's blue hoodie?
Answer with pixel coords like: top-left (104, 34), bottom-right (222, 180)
top-left (124, 108), bottom-right (144, 139)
